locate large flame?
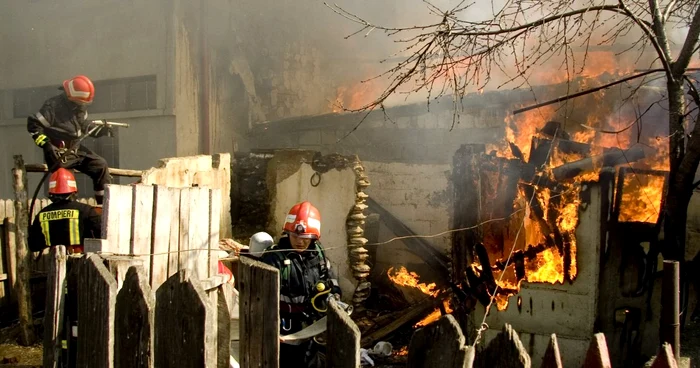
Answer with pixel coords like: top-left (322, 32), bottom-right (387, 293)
top-left (387, 266), bottom-right (439, 297)
top-left (480, 51), bottom-right (666, 310)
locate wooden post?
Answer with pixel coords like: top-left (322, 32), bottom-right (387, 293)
top-left (327, 299), bottom-right (361, 368)
top-left (407, 314), bottom-right (474, 368)
top-left (476, 323), bottom-right (531, 368)
top-left (217, 285), bottom-right (231, 368)
top-left (130, 185), bottom-right (155, 278)
top-left (582, 333), bottom-right (612, 368)
top-left (541, 334), bottom-right (563, 368)
top-left (151, 186), bottom-right (174, 290)
top-left (3, 217), bottom-right (17, 306)
top-left (154, 269), bottom-right (216, 368)
top-left (104, 255), bottom-right (144, 292)
top-left (43, 245), bottom-right (67, 368)
top-left (12, 155), bottom-right (35, 346)
top-left (661, 261), bottom-right (680, 360)
top-left (115, 266), bottom-right (154, 368)
top-left (648, 343), bottom-right (679, 368)
top-left (77, 254), bottom-right (118, 368)
top-left (238, 256), bottom-right (279, 368)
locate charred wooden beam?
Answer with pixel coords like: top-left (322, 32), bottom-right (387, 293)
top-left (551, 146), bottom-right (646, 181)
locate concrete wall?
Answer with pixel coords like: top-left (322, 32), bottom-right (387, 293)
top-left (0, 0), bottom-right (175, 198)
top-left (364, 161), bottom-right (452, 280)
top-left (265, 151), bottom-right (360, 301)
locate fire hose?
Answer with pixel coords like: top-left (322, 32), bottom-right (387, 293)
top-left (28, 120), bottom-right (129, 249)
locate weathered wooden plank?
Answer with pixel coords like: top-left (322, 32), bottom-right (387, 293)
top-left (0, 200), bottom-right (6, 219)
top-left (154, 269), bottom-right (216, 368)
top-left (115, 266), bottom-right (154, 368)
top-left (167, 189), bottom-right (181, 279)
top-left (209, 189), bottom-right (222, 278)
top-left (102, 185), bottom-right (134, 254)
top-left (178, 189), bottom-right (191, 272)
top-left (582, 333), bottom-right (612, 368)
top-left (104, 255), bottom-right (144, 292)
top-left (407, 314), bottom-right (473, 368)
top-left (476, 323), bottom-right (531, 368)
top-left (647, 343), bottom-right (679, 368)
top-left (151, 186), bottom-right (174, 290)
top-left (12, 155), bottom-right (35, 346)
top-left (131, 185), bottom-right (155, 277)
top-left (541, 334), bottom-right (563, 368)
top-left (0, 220), bottom-right (5, 307)
top-left (5, 200), bottom-right (14, 220)
top-left (238, 257), bottom-right (280, 368)
top-left (3, 218), bottom-right (17, 306)
top-left (76, 254), bottom-right (118, 368)
top-left (217, 286), bottom-right (231, 368)
top-left (188, 187), bottom-right (210, 280)
top-left (43, 245), bottom-right (67, 368)
top-left (84, 238), bottom-right (109, 254)
top-left (328, 298), bottom-right (361, 368)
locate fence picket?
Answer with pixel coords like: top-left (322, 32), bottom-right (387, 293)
top-left (407, 314), bottom-right (474, 368)
top-left (327, 298), bottom-right (361, 368)
top-left (154, 270), bottom-right (216, 368)
top-left (216, 286), bottom-right (231, 368)
top-left (76, 254), bottom-right (117, 368)
top-left (647, 343), bottom-right (678, 368)
top-left (151, 186), bottom-right (174, 290)
top-left (42, 245), bottom-right (67, 368)
top-left (209, 189), bottom-right (221, 278)
top-left (103, 185), bottom-right (134, 254)
top-left (177, 189), bottom-right (191, 272)
top-left (131, 185), bottom-right (154, 277)
top-left (239, 256), bottom-right (279, 368)
top-left (476, 323), bottom-right (530, 368)
top-left (541, 334), bottom-right (563, 368)
top-left (167, 189), bottom-right (181, 279)
top-left (582, 333), bottom-right (612, 368)
top-left (115, 265), bottom-right (154, 368)
top-left (188, 187), bottom-right (209, 280)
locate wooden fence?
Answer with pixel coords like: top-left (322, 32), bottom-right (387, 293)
top-left (43, 246), bottom-right (235, 368)
top-left (238, 256), bottom-right (684, 368)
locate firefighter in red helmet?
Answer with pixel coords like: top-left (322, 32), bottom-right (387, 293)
top-left (27, 75), bottom-right (113, 205)
top-left (262, 201), bottom-right (341, 368)
top-left (28, 168), bottom-right (102, 254)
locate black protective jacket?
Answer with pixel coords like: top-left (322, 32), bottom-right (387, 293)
top-left (261, 237), bottom-right (339, 312)
top-left (28, 200), bottom-right (101, 252)
top-left (26, 93), bottom-right (103, 146)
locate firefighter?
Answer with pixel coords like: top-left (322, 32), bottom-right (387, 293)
top-left (27, 75), bottom-right (112, 205)
top-left (28, 168), bottom-right (101, 254)
top-left (261, 201), bottom-right (340, 368)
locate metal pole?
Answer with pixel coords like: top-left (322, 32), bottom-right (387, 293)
top-left (661, 260), bottom-right (680, 360)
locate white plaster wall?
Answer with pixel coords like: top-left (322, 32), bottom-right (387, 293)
top-left (268, 157), bottom-right (359, 301)
top-left (363, 161), bottom-right (452, 260)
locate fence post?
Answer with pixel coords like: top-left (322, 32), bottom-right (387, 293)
top-left (76, 254), bottom-right (118, 368)
top-left (3, 217), bottom-right (17, 306)
top-left (407, 314), bottom-right (475, 368)
top-left (217, 285), bottom-right (232, 368)
top-left (12, 155), bottom-right (35, 346)
top-left (327, 298), bottom-right (361, 368)
top-left (541, 334), bottom-right (563, 368)
top-left (154, 269), bottom-right (216, 368)
top-left (475, 323), bottom-right (530, 368)
top-left (238, 256), bottom-right (280, 368)
top-left (115, 265), bottom-right (154, 368)
top-left (582, 333), bottom-right (612, 368)
top-left (43, 245), bottom-right (67, 368)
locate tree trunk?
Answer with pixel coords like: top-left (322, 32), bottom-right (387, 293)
top-left (663, 77), bottom-right (700, 262)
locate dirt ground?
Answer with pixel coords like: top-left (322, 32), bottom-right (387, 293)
top-left (0, 324), bottom-right (41, 368)
top-left (681, 319), bottom-right (700, 368)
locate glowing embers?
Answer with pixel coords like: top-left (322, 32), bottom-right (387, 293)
top-left (387, 266), bottom-right (439, 298)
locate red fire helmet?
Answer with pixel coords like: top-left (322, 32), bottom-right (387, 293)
top-left (283, 201), bottom-right (321, 239)
top-left (63, 75), bottom-right (95, 105)
top-left (49, 168), bottom-right (78, 195)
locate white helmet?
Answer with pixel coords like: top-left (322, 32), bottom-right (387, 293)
top-left (249, 232), bottom-right (273, 257)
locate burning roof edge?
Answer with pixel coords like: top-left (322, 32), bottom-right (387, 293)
top-left (250, 90), bottom-right (534, 135)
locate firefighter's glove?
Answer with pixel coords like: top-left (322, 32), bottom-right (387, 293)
top-left (34, 134), bottom-right (49, 147)
top-left (43, 143), bottom-right (61, 162)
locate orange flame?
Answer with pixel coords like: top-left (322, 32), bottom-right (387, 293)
top-left (396, 346), bottom-right (408, 356)
top-left (414, 300), bottom-right (453, 328)
top-left (387, 267), bottom-right (439, 297)
top-left (618, 174), bottom-right (665, 223)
